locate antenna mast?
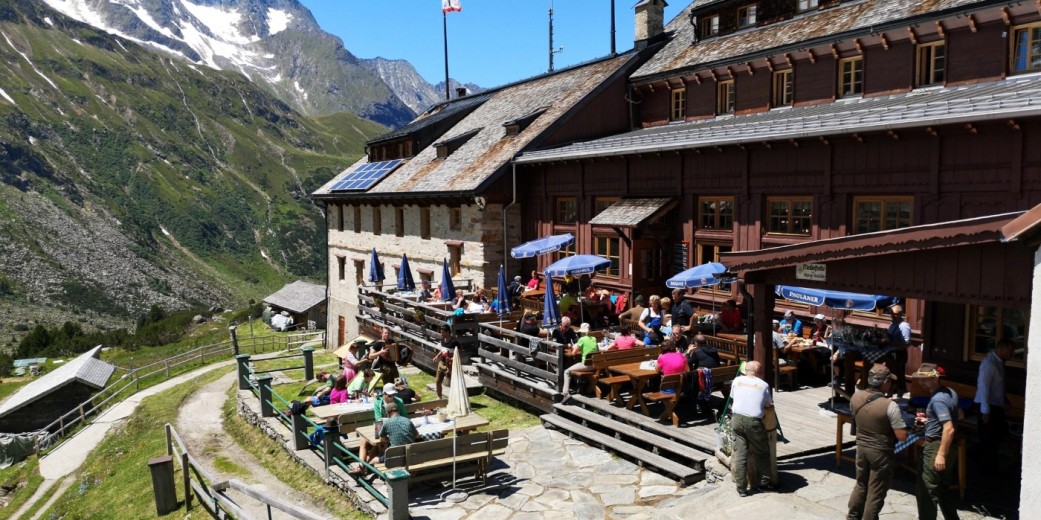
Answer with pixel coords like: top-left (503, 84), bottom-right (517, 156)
top-left (549, 1), bottom-right (564, 72)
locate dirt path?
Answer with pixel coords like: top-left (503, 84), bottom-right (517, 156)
top-left (176, 370), bottom-right (335, 519)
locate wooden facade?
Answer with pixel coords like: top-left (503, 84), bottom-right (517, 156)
top-left (512, 1), bottom-right (1041, 383)
top-left (0, 383), bottom-right (96, 433)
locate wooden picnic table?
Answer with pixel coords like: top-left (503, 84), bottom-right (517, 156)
top-left (608, 362), bottom-right (659, 415)
top-left (355, 412), bottom-right (490, 445)
top-left (311, 400), bottom-right (375, 420)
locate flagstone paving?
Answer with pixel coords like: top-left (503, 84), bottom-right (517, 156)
top-left (405, 426), bottom-right (999, 520)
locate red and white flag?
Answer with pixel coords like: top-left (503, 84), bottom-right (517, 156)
top-left (442, 0), bottom-right (462, 13)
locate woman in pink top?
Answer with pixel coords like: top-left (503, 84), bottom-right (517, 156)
top-left (656, 340), bottom-right (689, 376)
top-left (328, 374), bottom-right (350, 404)
top-left (607, 325), bottom-right (638, 350)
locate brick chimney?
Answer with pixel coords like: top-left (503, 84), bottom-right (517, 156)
top-left (455, 87), bottom-right (467, 98)
top-left (634, 0), bottom-right (667, 49)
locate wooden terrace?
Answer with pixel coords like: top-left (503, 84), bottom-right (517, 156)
top-left (353, 288), bottom-right (848, 485)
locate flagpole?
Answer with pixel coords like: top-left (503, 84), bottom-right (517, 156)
top-left (443, 11), bottom-right (450, 101)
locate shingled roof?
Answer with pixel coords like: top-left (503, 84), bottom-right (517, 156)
top-left (315, 53), bottom-right (637, 198)
top-left (516, 76), bottom-right (1041, 163)
top-left (633, 0), bottom-right (993, 81)
top-left (264, 281), bottom-right (326, 314)
top-left (0, 346), bottom-right (114, 419)
top-left (368, 92), bottom-right (493, 146)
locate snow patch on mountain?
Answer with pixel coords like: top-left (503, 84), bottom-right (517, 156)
top-left (180, 1), bottom-right (259, 45)
top-left (112, 0), bottom-right (176, 39)
top-left (2, 31), bottom-right (58, 89)
top-left (0, 87), bottom-right (15, 105)
top-left (267, 9), bottom-right (292, 35)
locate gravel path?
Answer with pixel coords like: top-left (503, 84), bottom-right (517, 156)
top-left (176, 370), bottom-right (335, 520)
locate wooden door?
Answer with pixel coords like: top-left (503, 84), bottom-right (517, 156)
top-left (337, 315), bottom-right (345, 346)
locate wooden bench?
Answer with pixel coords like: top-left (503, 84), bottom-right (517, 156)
top-left (337, 399), bottom-right (449, 442)
top-left (585, 347), bottom-right (661, 404)
top-left (702, 335), bottom-right (746, 364)
top-left (378, 429), bottom-right (509, 486)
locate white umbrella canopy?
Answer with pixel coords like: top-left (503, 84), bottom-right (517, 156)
top-left (445, 346), bottom-right (470, 419)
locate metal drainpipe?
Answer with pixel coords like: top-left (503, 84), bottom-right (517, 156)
top-left (740, 281), bottom-right (755, 362)
top-left (503, 163), bottom-right (518, 277)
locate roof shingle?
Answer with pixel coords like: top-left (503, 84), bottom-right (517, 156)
top-left (0, 346), bottom-right (115, 419)
top-left (264, 281), bottom-right (326, 314)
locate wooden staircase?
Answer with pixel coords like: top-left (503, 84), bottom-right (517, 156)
top-left (542, 394), bottom-right (709, 485)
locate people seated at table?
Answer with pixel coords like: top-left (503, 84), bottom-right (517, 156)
top-left (394, 377), bottom-right (420, 403)
top-left (312, 369), bottom-right (339, 403)
top-left (433, 325), bottom-right (459, 400)
top-left (606, 324), bottom-right (638, 350)
top-left (810, 314), bottom-right (830, 344)
top-left (328, 374), bottom-right (351, 404)
top-left (639, 295), bottom-right (665, 345)
top-left (560, 323), bottom-right (599, 401)
top-left (350, 402), bottom-right (417, 476)
top-left (686, 334), bottom-right (720, 369)
top-left (516, 311), bottom-right (544, 337)
top-left (618, 295), bottom-right (646, 323)
top-left (660, 297), bottom-right (673, 327)
top-left (667, 323), bottom-right (690, 351)
top-left (718, 299), bottom-right (744, 333)
top-left (656, 340), bottom-right (688, 377)
top-left (348, 369), bottom-right (377, 399)
top-left (778, 310), bottom-right (803, 336)
top-left (550, 316), bottom-right (579, 347)
top-left (558, 289), bottom-right (578, 317)
top-left (473, 287), bottom-right (493, 313)
top-left (419, 279), bottom-right (435, 301)
top-left (451, 289), bottom-right (467, 310)
top-left (380, 362), bottom-right (400, 390)
top-left (525, 270), bottom-right (540, 292)
top-left (374, 382), bottom-right (408, 419)
top-left (671, 289), bottom-right (695, 334)
top-left (509, 275), bottom-right (525, 306)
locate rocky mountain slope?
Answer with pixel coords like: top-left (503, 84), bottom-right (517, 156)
top-left (362, 56), bottom-right (483, 114)
top-left (0, 0), bottom-right (386, 342)
top-left (38, 0), bottom-right (416, 128)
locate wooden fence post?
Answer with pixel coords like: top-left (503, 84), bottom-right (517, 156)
top-left (148, 455), bottom-right (177, 515)
top-left (556, 341), bottom-right (566, 392)
top-left (291, 411), bottom-right (310, 451)
top-left (301, 347), bottom-right (314, 382)
top-left (229, 325), bottom-right (239, 356)
top-left (182, 451), bottom-right (192, 511)
top-left (257, 375), bottom-right (274, 418)
top-left (236, 355), bottom-right (252, 390)
top-left (322, 423), bottom-right (336, 477)
top-left (385, 468), bottom-right (411, 520)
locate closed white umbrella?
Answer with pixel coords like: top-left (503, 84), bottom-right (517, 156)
top-left (442, 346), bottom-right (470, 503)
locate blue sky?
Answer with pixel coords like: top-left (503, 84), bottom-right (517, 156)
top-left (298, 1), bottom-right (685, 89)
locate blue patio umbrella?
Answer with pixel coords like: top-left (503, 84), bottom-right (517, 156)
top-left (439, 258), bottom-right (456, 303)
top-left (541, 276), bottom-right (562, 328)
top-left (496, 264), bottom-right (511, 319)
top-left (775, 286), bottom-right (892, 312)
top-left (665, 262), bottom-right (735, 288)
top-left (368, 248), bottom-right (385, 284)
top-left (397, 253), bottom-right (416, 292)
top-left (510, 233), bottom-right (575, 259)
top-left (543, 254), bottom-right (612, 277)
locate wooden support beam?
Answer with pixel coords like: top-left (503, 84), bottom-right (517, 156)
top-left (765, 58), bottom-right (775, 73)
top-left (692, 73), bottom-right (702, 85)
top-left (830, 44), bottom-right (840, 59)
top-left (762, 141), bottom-right (772, 149)
top-left (936, 21), bottom-right (947, 38)
top-left (854, 38), bottom-right (863, 54)
top-left (887, 130), bottom-right (900, 140)
top-left (714, 146), bottom-right (724, 153)
top-left (784, 53), bottom-right (794, 68)
top-left (647, 83), bottom-right (654, 93)
top-left (711, 70), bottom-right (720, 82)
top-left (807, 49), bottom-right (817, 64)
top-left (726, 66), bottom-right (736, 79)
top-left (1001, 7), bottom-right (1012, 26)
top-left (852, 133), bottom-right (863, 143)
top-left (818, 136), bottom-right (829, 146)
top-left (880, 33), bottom-right (890, 50)
top-left (789, 138), bottom-right (800, 148)
top-left (926, 127), bottom-right (938, 137)
top-left (908, 27), bottom-right (918, 45)
top-left (967, 15), bottom-right (977, 33)
top-left (745, 62), bottom-right (755, 75)
top-left (966, 123), bottom-right (978, 135)
top-left (1009, 119), bottom-right (1021, 131)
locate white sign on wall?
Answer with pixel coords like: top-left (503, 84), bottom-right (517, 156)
top-left (796, 263), bottom-right (827, 282)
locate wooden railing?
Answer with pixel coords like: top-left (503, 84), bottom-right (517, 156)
top-left (164, 423), bottom-right (328, 520)
top-left (474, 322), bottom-right (566, 413)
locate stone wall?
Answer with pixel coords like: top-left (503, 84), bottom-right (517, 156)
top-left (324, 201), bottom-right (522, 348)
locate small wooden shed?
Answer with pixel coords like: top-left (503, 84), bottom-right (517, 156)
top-left (263, 281), bottom-right (327, 331)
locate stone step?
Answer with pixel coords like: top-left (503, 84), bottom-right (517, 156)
top-left (540, 413), bottom-right (703, 485)
top-left (568, 394), bottom-right (717, 455)
top-left (553, 402), bottom-right (707, 470)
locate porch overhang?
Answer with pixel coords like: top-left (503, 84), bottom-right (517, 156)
top-left (588, 197), bottom-right (676, 228)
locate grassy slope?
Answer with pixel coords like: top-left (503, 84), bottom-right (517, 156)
top-left (0, 0), bottom-right (387, 332)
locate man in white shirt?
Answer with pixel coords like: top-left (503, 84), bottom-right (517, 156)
top-left (730, 360), bottom-right (777, 496)
top-left (975, 339), bottom-right (1013, 473)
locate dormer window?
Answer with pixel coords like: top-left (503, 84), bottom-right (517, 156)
top-left (503, 107), bottom-right (548, 137)
top-left (434, 128), bottom-right (481, 159)
top-left (738, 5), bottom-right (757, 28)
top-left (701, 15), bottom-right (719, 37)
top-left (798, 0), bottom-right (819, 12)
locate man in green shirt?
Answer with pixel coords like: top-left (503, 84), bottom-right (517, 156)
top-left (560, 323), bottom-right (599, 400)
top-left (350, 402), bottom-right (417, 475)
top-left (374, 383), bottom-right (408, 420)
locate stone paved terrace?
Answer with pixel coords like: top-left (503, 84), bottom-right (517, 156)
top-left (406, 426), bottom-right (1003, 520)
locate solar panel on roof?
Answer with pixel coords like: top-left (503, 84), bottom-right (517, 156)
top-left (329, 159), bottom-right (403, 191)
